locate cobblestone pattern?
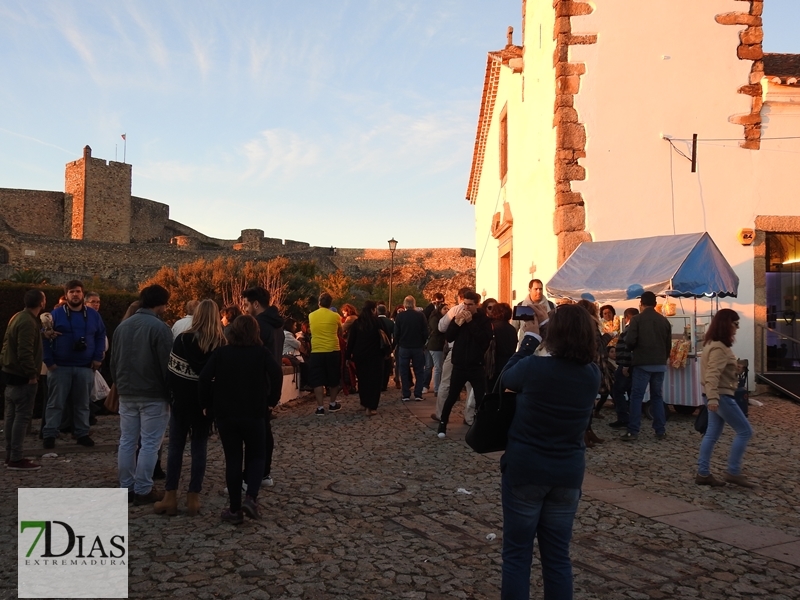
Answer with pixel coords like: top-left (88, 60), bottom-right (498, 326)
top-left (1, 390), bottom-right (799, 598)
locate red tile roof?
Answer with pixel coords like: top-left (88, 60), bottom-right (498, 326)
top-left (763, 53), bottom-right (800, 84)
top-left (466, 45), bottom-right (523, 204)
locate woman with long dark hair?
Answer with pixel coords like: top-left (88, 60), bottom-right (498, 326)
top-left (500, 304), bottom-right (600, 599)
top-left (697, 308), bottom-right (754, 488)
top-left (346, 301), bottom-right (384, 416)
top-left (199, 315), bottom-right (282, 524)
top-left (156, 300), bottom-right (226, 517)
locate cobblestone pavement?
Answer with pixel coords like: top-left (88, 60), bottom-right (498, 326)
top-left (2, 388), bottom-right (800, 599)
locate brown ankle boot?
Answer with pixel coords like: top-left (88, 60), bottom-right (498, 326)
top-left (153, 490), bottom-right (178, 516)
top-left (186, 492), bottom-right (201, 516)
top-left (695, 473), bottom-right (726, 487)
top-left (723, 472), bottom-right (758, 489)
top-left (587, 429), bottom-right (605, 444)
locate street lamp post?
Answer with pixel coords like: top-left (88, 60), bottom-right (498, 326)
top-left (388, 238), bottom-right (398, 313)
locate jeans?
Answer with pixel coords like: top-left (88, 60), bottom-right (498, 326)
top-left (43, 366), bottom-right (94, 439)
top-left (118, 399), bottom-right (170, 495)
top-left (422, 349), bottom-right (434, 388)
top-left (698, 394), bottom-right (753, 476)
top-left (440, 365), bottom-right (486, 427)
top-left (398, 347), bottom-right (425, 399)
top-left (435, 351), bottom-right (475, 422)
top-left (429, 350), bottom-right (444, 394)
top-left (627, 367), bottom-right (666, 436)
top-left (4, 383), bottom-right (37, 462)
top-left (217, 417), bottom-right (266, 512)
top-left (501, 474), bottom-right (581, 600)
top-left (611, 365), bottom-right (631, 424)
top-left (165, 412), bottom-right (208, 493)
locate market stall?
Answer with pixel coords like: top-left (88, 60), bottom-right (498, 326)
top-left (545, 232), bottom-right (740, 407)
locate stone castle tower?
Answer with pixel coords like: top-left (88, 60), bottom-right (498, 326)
top-left (64, 145), bottom-right (132, 243)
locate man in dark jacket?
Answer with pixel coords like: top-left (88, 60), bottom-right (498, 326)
top-left (609, 307), bottom-right (639, 429)
top-left (242, 287), bottom-right (284, 363)
top-left (241, 286), bottom-right (283, 488)
top-left (42, 280), bottom-right (106, 449)
top-left (2, 289), bottom-right (46, 471)
top-left (393, 296), bottom-right (429, 402)
top-left (621, 292), bottom-right (672, 441)
top-left (437, 292), bottom-right (492, 438)
top-left (112, 285), bottom-right (173, 504)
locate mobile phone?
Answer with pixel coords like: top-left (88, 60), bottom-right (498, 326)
top-left (513, 305), bottom-right (535, 321)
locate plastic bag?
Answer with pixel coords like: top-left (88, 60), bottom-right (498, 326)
top-left (91, 370), bottom-right (111, 402)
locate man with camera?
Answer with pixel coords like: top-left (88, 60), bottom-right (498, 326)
top-left (42, 280), bottom-right (107, 449)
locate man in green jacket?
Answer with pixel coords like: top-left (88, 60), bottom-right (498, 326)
top-left (1, 289), bottom-right (46, 470)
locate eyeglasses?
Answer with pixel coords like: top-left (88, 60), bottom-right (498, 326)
top-left (485, 304), bottom-right (496, 311)
top-left (733, 321), bottom-right (740, 328)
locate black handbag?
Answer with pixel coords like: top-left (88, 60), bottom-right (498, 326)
top-left (695, 389), bottom-right (749, 434)
top-left (465, 376), bottom-right (517, 454)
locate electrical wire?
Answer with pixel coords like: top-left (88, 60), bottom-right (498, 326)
top-left (475, 185), bottom-right (504, 273)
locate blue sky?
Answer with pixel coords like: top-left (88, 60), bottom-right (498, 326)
top-left (1, 1), bottom-right (798, 250)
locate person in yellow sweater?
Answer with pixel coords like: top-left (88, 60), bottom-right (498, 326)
top-left (697, 309), bottom-right (755, 488)
top-left (308, 293), bottom-right (343, 416)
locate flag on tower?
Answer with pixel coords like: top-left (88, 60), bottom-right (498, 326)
top-left (121, 134), bottom-right (126, 140)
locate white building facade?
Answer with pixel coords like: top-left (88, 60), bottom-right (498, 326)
top-left (467, 0), bottom-right (800, 377)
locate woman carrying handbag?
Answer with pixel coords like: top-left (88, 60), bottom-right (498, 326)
top-left (696, 309), bottom-right (755, 488)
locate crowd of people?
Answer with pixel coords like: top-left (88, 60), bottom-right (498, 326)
top-left (1, 278), bottom-right (756, 597)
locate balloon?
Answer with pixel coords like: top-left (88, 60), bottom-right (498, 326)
top-left (626, 284), bottom-right (644, 300)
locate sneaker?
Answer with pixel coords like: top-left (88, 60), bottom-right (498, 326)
top-left (328, 402), bottom-right (342, 412)
top-left (315, 407), bottom-right (325, 416)
top-left (655, 432), bottom-right (667, 440)
top-left (422, 387), bottom-right (429, 394)
top-left (723, 472), bottom-right (758, 489)
top-left (608, 420), bottom-right (628, 429)
top-left (437, 422), bottom-right (446, 439)
top-left (695, 473), bottom-right (726, 487)
top-left (76, 435), bottom-right (95, 447)
top-left (620, 432), bottom-right (638, 442)
top-left (221, 509), bottom-right (243, 524)
top-left (7, 458), bottom-right (42, 471)
top-left (414, 397), bottom-right (423, 402)
top-left (402, 397), bottom-right (410, 403)
top-left (133, 488), bottom-right (165, 506)
top-left (43, 437), bottom-right (55, 449)
top-left (262, 475), bottom-right (274, 487)
top-left (242, 496), bottom-right (261, 520)
top-left (430, 413), bottom-right (440, 421)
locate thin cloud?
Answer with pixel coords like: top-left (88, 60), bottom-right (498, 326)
top-left (0, 127), bottom-right (73, 155)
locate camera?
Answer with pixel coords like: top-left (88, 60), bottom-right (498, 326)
top-left (512, 305), bottom-right (536, 321)
top-left (73, 337), bottom-right (87, 351)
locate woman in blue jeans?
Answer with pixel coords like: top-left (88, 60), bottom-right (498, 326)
top-left (697, 309), bottom-right (755, 488)
top-left (500, 304), bottom-right (600, 599)
top-left (155, 300), bottom-right (226, 517)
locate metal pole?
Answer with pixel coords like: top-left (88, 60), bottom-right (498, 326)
top-left (388, 252), bottom-right (394, 314)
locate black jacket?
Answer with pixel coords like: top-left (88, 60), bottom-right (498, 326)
top-left (446, 310), bottom-right (493, 368)
top-left (394, 309), bottom-right (428, 349)
top-left (256, 307), bottom-right (284, 363)
top-left (199, 345), bottom-right (283, 420)
top-left (490, 320), bottom-right (519, 378)
top-left (626, 307), bottom-right (672, 367)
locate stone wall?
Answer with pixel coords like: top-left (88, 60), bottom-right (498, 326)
top-left (130, 196), bottom-right (170, 243)
top-left (0, 188), bottom-right (65, 239)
